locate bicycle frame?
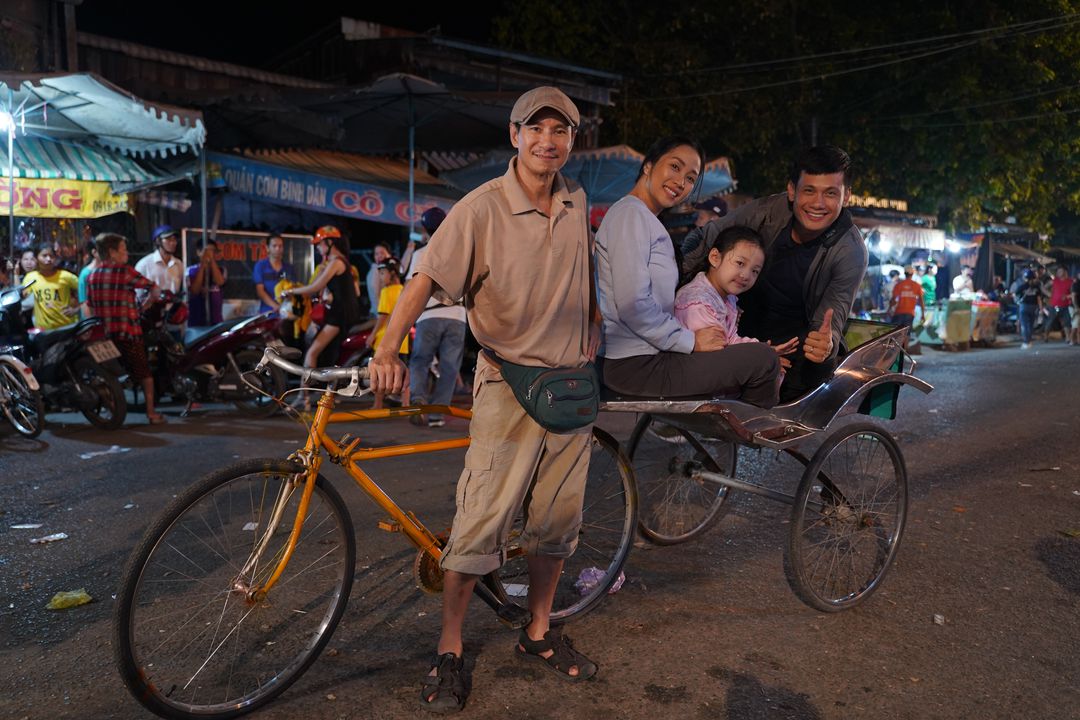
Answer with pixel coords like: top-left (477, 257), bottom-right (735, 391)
top-left (245, 391), bottom-right (474, 599)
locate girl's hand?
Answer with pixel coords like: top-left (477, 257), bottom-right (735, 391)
top-left (779, 356), bottom-right (792, 370)
top-left (768, 337), bottom-right (799, 356)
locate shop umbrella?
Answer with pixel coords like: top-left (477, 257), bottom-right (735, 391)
top-left (293, 74), bottom-right (511, 239)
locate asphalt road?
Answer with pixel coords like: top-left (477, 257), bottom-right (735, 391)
top-left (1, 336), bottom-right (1078, 720)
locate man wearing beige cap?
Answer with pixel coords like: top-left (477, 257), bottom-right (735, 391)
top-left (369, 86), bottom-right (600, 712)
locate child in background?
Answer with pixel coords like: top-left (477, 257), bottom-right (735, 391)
top-left (366, 258), bottom-right (410, 409)
top-left (674, 226), bottom-right (798, 383)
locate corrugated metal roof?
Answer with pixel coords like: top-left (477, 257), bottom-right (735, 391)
top-left (240, 148), bottom-right (445, 186)
top-left (78, 32), bottom-right (336, 90)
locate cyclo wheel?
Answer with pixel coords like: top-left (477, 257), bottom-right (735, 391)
top-left (115, 459), bottom-right (356, 720)
top-left (492, 427), bottom-right (638, 625)
top-left (785, 422), bottom-right (908, 612)
top-left (0, 359), bottom-right (44, 438)
top-left (626, 413), bottom-right (736, 545)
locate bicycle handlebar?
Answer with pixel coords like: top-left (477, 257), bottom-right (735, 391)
top-left (257, 346), bottom-right (369, 388)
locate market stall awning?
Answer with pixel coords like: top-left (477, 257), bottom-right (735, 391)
top-left (856, 220), bottom-right (946, 251)
top-left (208, 150), bottom-right (459, 227)
top-left (0, 72), bottom-right (205, 157)
top-left (1050, 245), bottom-right (1080, 259)
top-left (0, 135), bottom-right (186, 184)
top-left (994, 242), bottom-right (1053, 265)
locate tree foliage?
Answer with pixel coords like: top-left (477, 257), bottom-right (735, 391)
top-left (493, 0), bottom-right (1080, 237)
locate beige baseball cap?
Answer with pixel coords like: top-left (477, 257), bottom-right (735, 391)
top-left (510, 86), bottom-right (580, 127)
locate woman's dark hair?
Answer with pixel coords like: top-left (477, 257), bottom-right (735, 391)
top-left (637, 136), bottom-right (707, 182)
top-left (697, 225), bottom-right (766, 275)
top-left (325, 232), bottom-right (351, 258)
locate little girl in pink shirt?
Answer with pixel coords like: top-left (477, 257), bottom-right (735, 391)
top-left (675, 225), bottom-right (797, 370)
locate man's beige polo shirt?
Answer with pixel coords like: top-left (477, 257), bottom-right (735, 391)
top-left (415, 159), bottom-right (591, 369)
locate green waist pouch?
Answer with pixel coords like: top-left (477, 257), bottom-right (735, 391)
top-left (484, 350), bottom-right (599, 433)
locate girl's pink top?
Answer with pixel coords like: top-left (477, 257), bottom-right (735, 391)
top-left (673, 272), bottom-right (759, 344)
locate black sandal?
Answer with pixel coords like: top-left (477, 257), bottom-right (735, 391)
top-left (515, 629), bottom-right (598, 681)
top-left (420, 652), bottom-right (469, 714)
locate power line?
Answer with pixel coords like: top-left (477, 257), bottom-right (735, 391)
top-left (871, 105), bottom-right (1080, 129)
top-left (635, 41), bottom-right (980, 102)
top-left (633, 14), bottom-right (1080, 103)
top-left (874, 83), bottom-right (1080, 121)
top-left (644, 11), bottom-right (1080, 78)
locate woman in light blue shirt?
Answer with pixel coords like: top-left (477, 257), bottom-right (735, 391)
top-left (595, 136), bottom-right (779, 407)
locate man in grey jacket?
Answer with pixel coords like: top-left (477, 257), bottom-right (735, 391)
top-left (681, 145), bottom-right (867, 402)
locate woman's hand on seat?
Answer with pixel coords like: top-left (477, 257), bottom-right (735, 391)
top-left (693, 326), bottom-right (727, 352)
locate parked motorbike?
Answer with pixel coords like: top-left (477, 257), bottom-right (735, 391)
top-left (0, 282), bottom-right (127, 429)
top-left (141, 292), bottom-right (286, 416)
top-left (0, 351), bottom-right (44, 438)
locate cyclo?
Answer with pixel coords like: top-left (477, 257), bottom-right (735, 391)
top-left (114, 318), bottom-right (928, 719)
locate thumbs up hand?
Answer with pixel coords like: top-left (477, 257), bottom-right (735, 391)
top-left (802, 308), bottom-right (834, 364)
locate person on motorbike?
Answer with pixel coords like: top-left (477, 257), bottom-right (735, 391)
top-left (87, 233), bottom-right (166, 425)
top-left (280, 226), bottom-right (361, 410)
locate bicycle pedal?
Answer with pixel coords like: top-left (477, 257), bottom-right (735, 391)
top-left (377, 520), bottom-right (402, 533)
top-left (495, 602), bottom-right (532, 629)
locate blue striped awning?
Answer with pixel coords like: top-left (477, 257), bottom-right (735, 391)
top-left (0, 136), bottom-right (162, 183)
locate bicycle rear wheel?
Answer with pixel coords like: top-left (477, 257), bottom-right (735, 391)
top-left (785, 423), bottom-right (907, 612)
top-left (627, 414), bottom-right (736, 545)
top-left (115, 459), bottom-right (355, 720)
top-left (492, 427), bottom-right (637, 625)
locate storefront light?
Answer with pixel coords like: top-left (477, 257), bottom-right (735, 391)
top-left (0, 111), bottom-right (14, 134)
top-left (947, 240), bottom-right (962, 254)
top-left (877, 238), bottom-right (893, 255)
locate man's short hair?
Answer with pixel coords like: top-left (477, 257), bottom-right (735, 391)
top-left (790, 145), bottom-right (853, 186)
top-left (95, 232), bottom-right (126, 258)
top-left (264, 233), bottom-right (283, 245)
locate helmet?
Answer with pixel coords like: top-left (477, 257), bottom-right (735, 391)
top-left (1023, 269), bottom-right (1036, 281)
top-left (313, 225), bottom-right (342, 244)
top-left (152, 224), bottom-right (177, 243)
top-left (420, 207), bottom-right (447, 236)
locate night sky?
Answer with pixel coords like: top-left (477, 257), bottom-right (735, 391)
top-left (76, 0), bottom-right (507, 67)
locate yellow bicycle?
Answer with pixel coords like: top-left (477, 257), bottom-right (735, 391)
top-left (114, 347), bottom-right (636, 720)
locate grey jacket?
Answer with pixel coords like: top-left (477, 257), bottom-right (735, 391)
top-left (681, 193), bottom-right (868, 359)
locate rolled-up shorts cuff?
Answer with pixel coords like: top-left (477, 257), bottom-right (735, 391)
top-left (522, 537), bottom-right (579, 559)
top-left (439, 548), bottom-right (504, 576)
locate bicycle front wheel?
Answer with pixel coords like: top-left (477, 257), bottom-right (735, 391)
top-left (115, 459), bottom-right (356, 720)
top-left (0, 359), bottom-right (44, 438)
top-left (493, 427), bottom-right (638, 625)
